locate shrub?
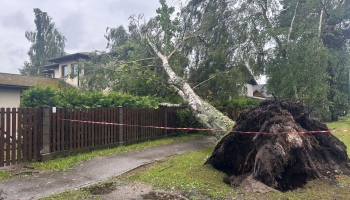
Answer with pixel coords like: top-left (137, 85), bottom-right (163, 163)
top-left (176, 108), bottom-right (203, 131)
top-left (20, 86), bottom-right (160, 108)
top-left (225, 97), bottom-right (260, 109)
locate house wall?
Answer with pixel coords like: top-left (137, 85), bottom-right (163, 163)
top-left (246, 84), bottom-right (254, 97)
top-left (52, 67), bottom-right (59, 79)
top-left (0, 88), bottom-right (22, 108)
top-left (57, 60), bottom-right (81, 87)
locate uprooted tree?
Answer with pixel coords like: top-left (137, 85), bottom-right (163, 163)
top-left (81, 1), bottom-right (239, 136)
top-left (206, 99), bottom-right (350, 191)
top-left (78, 0), bottom-right (350, 190)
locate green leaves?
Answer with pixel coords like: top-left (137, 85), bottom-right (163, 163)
top-left (20, 8), bottom-right (66, 76)
top-left (20, 85), bottom-right (160, 108)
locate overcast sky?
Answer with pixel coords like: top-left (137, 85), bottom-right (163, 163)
top-left (0, 0), bottom-right (178, 75)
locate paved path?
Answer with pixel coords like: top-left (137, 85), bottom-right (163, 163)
top-left (0, 136), bottom-right (217, 200)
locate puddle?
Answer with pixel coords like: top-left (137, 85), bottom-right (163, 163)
top-left (86, 182), bottom-right (116, 195)
top-left (141, 191), bottom-right (186, 200)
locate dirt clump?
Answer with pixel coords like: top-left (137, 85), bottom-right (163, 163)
top-left (205, 99), bottom-right (350, 191)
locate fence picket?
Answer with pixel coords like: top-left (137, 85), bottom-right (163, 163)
top-left (0, 108), bottom-right (4, 166)
top-left (27, 109), bottom-right (33, 162)
top-left (33, 108), bottom-right (38, 161)
top-left (17, 108), bottom-right (22, 163)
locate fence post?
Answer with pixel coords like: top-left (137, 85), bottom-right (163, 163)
top-left (164, 107), bottom-right (168, 136)
top-left (39, 106), bottom-right (51, 162)
top-left (118, 106), bottom-right (123, 143)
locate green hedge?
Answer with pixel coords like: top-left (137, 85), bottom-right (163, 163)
top-left (20, 85), bottom-right (159, 108)
top-left (211, 97), bottom-right (260, 109)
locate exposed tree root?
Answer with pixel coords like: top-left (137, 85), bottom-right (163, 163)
top-left (205, 99), bottom-right (350, 191)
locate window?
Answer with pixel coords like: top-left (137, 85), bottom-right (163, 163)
top-left (71, 63), bottom-right (80, 87)
top-left (71, 64), bottom-right (78, 75)
top-left (62, 65), bottom-right (68, 77)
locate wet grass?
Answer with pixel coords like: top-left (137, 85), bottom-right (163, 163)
top-left (0, 171), bottom-right (12, 181)
top-left (127, 146), bottom-right (234, 198)
top-left (39, 189), bottom-right (94, 200)
top-left (326, 115), bottom-right (350, 155)
top-left (126, 148), bottom-right (350, 199)
top-left (27, 133), bottom-right (205, 172)
top-left (34, 116), bottom-right (350, 199)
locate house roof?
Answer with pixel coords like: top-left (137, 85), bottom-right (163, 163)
top-left (0, 73), bottom-right (60, 89)
top-left (47, 52), bottom-right (91, 63)
top-left (253, 84), bottom-right (272, 98)
top-left (44, 63), bottom-right (59, 69)
top-left (247, 79), bottom-right (258, 85)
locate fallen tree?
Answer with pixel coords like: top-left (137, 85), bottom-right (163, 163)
top-left (205, 99), bottom-right (350, 191)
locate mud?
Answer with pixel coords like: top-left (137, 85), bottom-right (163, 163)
top-left (141, 191), bottom-right (187, 200)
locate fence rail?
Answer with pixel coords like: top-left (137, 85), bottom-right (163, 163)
top-left (1, 106), bottom-right (238, 166)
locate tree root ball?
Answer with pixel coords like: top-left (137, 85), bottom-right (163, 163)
top-left (205, 99), bottom-right (350, 191)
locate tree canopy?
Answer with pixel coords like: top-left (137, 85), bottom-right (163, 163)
top-left (78, 0), bottom-right (350, 121)
top-left (20, 8), bottom-right (66, 76)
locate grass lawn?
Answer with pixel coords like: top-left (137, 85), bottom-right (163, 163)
top-left (326, 115), bottom-right (350, 155)
top-left (20, 116), bottom-right (350, 199)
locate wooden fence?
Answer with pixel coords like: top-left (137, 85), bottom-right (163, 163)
top-left (0, 108), bottom-right (40, 166)
top-left (0, 106), bottom-right (239, 166)
top-left (50, 107), bottom-right (177, 153)
top-left (0, 107), bottom-right (178, 166)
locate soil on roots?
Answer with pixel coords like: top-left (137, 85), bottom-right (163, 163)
top-left (205, 99), bottom-right (350, 191)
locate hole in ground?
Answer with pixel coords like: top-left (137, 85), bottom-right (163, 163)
top-left (141, 191), bottom-right (186, 200)
top-left (86, 182), bottom-right (116, 195)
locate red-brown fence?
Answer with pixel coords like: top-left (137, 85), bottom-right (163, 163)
top-left (0, 108), bottom-right (39, 166)
top-left (50, 107), bottom-right (177, 153)
top-left (1, 106), bottom-right (238, 166)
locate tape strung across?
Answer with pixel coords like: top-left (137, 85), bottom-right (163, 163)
top-left (57, 118), bottom-right (350, 134)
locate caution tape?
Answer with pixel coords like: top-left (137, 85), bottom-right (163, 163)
top-left (57, 118), bottom-right (350, 134)
top-left (231, 130), bottom-right (350, 134)
top-left (57, 118), bottom-right (224, 132)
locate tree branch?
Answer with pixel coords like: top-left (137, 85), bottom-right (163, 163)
top-left (114, 65), bottom-right (162, 73)
top-left (287, 1), bottom-right (299, 42)
top-left (117, 57), bottom-right (155, 65)
top-left (319, 0), bottom-right (330, 17)
top-left (193, 71), bottom-right (230, 90)
top-left (167, 34), bottom-right (198, 60)
top-left (259, 4), bottom-right (283, 51)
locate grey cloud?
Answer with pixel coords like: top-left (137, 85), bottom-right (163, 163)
top-left (58, 12), bottom-right (85, 49)
top-left (107, 0), bottom-right (159, 18)
top-left (0, 11), bottom-right (31, 30)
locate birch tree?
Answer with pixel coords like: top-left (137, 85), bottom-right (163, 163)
top-left (82, 0), bottom-right (236, 136)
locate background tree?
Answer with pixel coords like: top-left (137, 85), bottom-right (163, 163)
top-left (180, 0), bottom-right (256, 103)
top-left (20, 8), bottom-right (66, 76)
top-left (228, 0), bottom-right (350, 121)
top-left (79, 0), bottom-right (237, 136)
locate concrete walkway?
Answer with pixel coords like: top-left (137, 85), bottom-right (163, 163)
top-left (0, 136), bottom-right (217, 200)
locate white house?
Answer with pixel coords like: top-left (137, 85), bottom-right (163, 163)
top-left (43, 52), bottom-right (90, 87)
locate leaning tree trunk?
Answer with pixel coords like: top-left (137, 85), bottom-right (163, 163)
top-left (205, 99), bottom-right (350, 191)
top-left (146, 38), bottom-right (235, 137)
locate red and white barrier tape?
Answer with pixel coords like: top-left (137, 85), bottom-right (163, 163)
top-left (57, 118), bottom-right (350, 134)
top-left (57, 118), bottom-right (224, 132)
top-left (231, 130), bottom-right (350, 134)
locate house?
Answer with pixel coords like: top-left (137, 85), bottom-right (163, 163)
top-left (244, 79), bottom-right (270, 100)
top-left (0, 73), bottom-right (60, 108)
top-left (43, 52), bottom-right (91, 87)
top-left (253, 84), bottom-right (272, 99)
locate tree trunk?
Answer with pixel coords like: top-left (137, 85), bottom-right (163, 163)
top-left (146, 37), bottom-right (235, 136)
